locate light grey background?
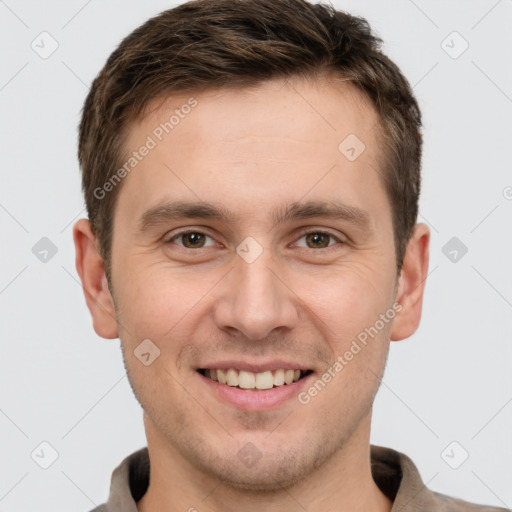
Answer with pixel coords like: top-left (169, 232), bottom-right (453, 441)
top-left (1, 0), bottom-right (511, 510)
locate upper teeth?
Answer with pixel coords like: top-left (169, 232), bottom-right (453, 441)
top-left (206, 368), bottom-right (302, 389)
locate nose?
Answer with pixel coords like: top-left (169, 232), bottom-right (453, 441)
top-left (213, 248), bottom-right (299, 341)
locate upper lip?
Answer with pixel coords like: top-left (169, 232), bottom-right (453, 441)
top-left (196, 360), bottom-right (313, 373)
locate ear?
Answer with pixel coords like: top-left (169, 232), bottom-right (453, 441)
top-left (73, 219), bottom-right (118, 339)
top-left (390, 223), bottom-right (430, 341)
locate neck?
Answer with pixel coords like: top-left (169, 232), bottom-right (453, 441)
top-left (137, 410), bottom-right (392, 512)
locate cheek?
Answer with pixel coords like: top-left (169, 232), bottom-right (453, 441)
top-left (113, 261), bottom-right (217, 343)
top-left (295, 262), bottom-right (394, 341)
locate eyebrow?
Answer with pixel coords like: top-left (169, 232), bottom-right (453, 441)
top-left (137, 199), bottom-right (372, 233)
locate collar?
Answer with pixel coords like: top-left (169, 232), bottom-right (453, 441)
top-left (94, 444), bottom-right (493, 511)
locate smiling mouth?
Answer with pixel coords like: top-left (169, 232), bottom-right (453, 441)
top-left (198, 368), bottom-right (314, 390)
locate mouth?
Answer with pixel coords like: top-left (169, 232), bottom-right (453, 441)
top-left (197, 368), bottom-right (314, 391)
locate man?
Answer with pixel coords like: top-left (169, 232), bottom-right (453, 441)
top-left (73, 0), bottom-right (507, 510)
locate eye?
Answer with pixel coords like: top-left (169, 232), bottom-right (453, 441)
top-left (166, 230), bottom-right (217, 249)
top-left (165, 229), bottom-right (344, 251)
top-left (294, 230), bottom-right (343, 249)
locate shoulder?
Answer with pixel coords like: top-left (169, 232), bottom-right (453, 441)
top-left (370, 444), bottom-right (509, 512)
top-left (430, 490), bottom-right (510, 512)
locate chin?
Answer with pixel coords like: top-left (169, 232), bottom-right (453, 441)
top-left (205, 457), bottom-right (307, 492)
top-left (195, 439), bottom-right (338, 493)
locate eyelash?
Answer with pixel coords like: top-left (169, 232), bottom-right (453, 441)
top-left (165, 229), bottom-right (344, 251)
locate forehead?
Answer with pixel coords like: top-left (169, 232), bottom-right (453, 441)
top-left (116, 75), bottom-right (387, 225)
top-left (133, 74), bottom-right (379, 154)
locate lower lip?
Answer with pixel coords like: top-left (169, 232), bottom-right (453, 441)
top-left (198, 371), bottom-right (314, 411)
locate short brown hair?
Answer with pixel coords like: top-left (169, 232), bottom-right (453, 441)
top-left (78, 0), bottom-right (422, 278)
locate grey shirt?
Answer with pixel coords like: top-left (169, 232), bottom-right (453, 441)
top-left (90, 444), bottom-right (509, 511)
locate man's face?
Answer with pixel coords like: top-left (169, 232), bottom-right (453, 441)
top-left (109, 76), bottom-right (399, 489)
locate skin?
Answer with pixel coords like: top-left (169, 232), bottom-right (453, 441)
top-left (74, 74), bottom-right (430, 512)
